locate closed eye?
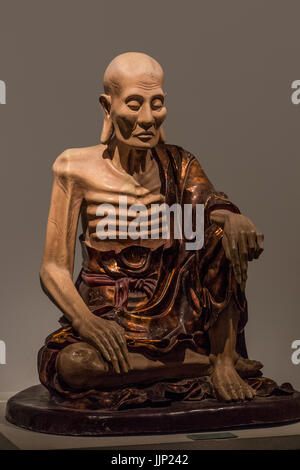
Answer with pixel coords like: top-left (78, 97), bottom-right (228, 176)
top-left (151, 96), bottom-right (164, 110)
top-left (125, 95), bottom-right (143, 111)
top-left (152, 100), bottom-right (163, 110)
top-left (127, 100), bottom-right (141, 111)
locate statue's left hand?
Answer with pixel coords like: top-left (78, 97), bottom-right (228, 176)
top-left (210, 210), bottom-right (264, 291)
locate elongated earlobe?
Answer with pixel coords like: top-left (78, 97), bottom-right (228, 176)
top-left (100, 117), bottom-right (115, 144)
top-left (159, 126), bottom-right (166, 143)
top-left (99, 94), bottom-right (114, 144)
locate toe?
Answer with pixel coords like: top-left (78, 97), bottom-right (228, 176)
top-left (244, 384), bottom-right (255, 400)
top-left (212, 373), bottom-right (232, 402)
top-left (237, 385), bottom-right (245, 401)
top-left (228, 383), bottom-right (239, 401)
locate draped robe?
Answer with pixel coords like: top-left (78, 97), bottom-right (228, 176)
top-left (38, 144), bottom-right (252, 409)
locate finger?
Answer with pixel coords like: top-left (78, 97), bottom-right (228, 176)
top-left (98, 333), bottom-right (121, 374)
top-left (254, 233), bottom-right (264, 259)
top-left (247, 230), bottom-right (256, 261)
top-left (238, 232), bottom-right (248, 289)
top-left (230, 238), bottom-right (242, 285)
top-left (222, 234), bottom-right (231, 261)
top-left (90, 335), bottom-right (114, 366)
top-left (112, 326), bottom-right (132, 370)
top-left (108, 333), bottom-right (129, 374)
top-left (232, 261), bottom-right (242, 285)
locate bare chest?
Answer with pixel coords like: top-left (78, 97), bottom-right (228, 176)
top-left (81, 158), bottom-right (166, 250)
top-left (84, 161), bottom-right (164, 211)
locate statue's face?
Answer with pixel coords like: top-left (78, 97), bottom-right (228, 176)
top-left (110, 72), bottom-right (167, 149)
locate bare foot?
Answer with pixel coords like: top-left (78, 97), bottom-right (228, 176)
top-left (211, 358), bottom-right (256, 402)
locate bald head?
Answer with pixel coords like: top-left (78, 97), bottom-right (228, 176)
top-left (103, 52), bottom-right (164, 96)
top-left (100, 52), bottom-right (167, 148)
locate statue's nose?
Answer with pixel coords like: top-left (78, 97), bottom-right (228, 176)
top-left (140, 121), bottom-right (153, 130)
top-left (138, 104), bottom-right (155, 129)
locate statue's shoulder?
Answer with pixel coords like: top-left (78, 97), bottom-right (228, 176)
top-left (163, 143), bottom-right (196, 163)
top-left (161, 143), bottom-right (199, 172)
top-left (52, 144), bottom-right (102, 180)
top-left (161, 144), bottom-right (206, 186)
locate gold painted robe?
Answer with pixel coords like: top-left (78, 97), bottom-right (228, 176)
top-left (38, 144), bottom-right (249, 407)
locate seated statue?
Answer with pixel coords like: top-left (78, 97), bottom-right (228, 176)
top-left (38, 52), bottom-right (266, 409)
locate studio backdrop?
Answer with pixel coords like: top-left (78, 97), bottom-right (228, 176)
top-left (0, 0), bottom-right (299, 394)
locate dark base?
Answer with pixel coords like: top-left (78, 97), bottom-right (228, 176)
top-left (5, 385), bottom-right (300, 436)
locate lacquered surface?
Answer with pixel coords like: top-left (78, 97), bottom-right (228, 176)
top-left (6, 385), bottom-right (300, 436)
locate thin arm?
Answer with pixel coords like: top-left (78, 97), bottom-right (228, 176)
top-left (40, 153), bottom-right (90, 328)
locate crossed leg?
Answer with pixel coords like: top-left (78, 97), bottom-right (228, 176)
top-left (57, 343), bottom-right (213, 390)
top-left (57, 318), bottom-right (261, 399)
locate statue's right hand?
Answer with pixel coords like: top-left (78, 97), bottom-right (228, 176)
top-left (74, 315), bottom-right (132, 374)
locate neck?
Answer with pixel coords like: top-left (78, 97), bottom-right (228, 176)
top-left (107, 138), bottom-right (152, 175)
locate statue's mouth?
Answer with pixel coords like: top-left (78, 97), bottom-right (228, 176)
top-left (135, 132), bottom-right (154, 138)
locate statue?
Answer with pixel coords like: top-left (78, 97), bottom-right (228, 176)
top-left (6, 52), bottom-right (300, 435)
top-left (38, 50), bottom-right (264, 402)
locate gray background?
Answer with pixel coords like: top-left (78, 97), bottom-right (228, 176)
top-left (0, 0), bottom-right (299, 393)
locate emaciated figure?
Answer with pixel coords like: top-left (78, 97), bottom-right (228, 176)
top-left (38, 52), bottom-right (266, 409)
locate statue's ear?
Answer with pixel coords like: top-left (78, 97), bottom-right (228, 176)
top-left (99, 94), bottom-right (114, 144)
top-left (99, 94), bottom-right (111, 116)
top-left (159, 126), bottom-right (166, 143)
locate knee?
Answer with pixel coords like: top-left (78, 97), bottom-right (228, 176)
top-left (57, 342), bottom-right (107, 389)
